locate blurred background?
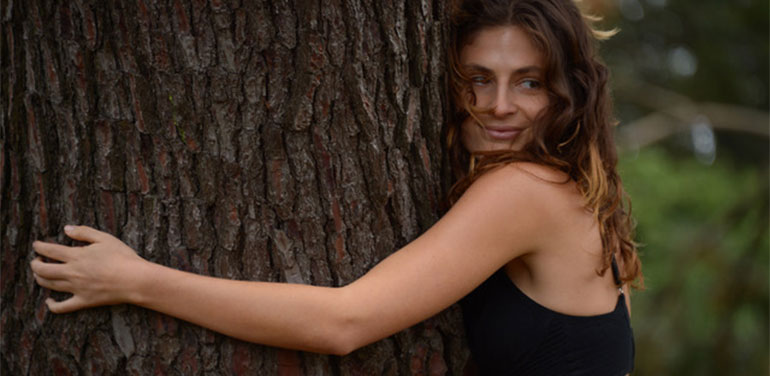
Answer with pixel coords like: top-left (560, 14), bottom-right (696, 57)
top-left (584, 0), bottom-right (768, 374)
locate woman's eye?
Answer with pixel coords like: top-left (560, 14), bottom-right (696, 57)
top-left (520, 79), bottom-right (542, 89)
top-left (471, 76), bottom-right (490, 86)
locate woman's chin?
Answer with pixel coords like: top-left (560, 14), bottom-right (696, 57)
top-left (466, 142), bottom-right (520, 154)
top-left (462, 132), bottom-right (529, 154)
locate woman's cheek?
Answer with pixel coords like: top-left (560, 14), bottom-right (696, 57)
top-left (460, 117), bottom-right (484, 153)
top-left (472, 86), bottom-right (497, 109)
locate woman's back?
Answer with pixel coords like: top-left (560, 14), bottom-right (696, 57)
top-left (504, 163), bottom-right (625, 317)
top-left (460, 163), bottom-right (634, 375)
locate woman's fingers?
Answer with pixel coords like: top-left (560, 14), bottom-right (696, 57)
top-left (32, 241), bottom-right (76, 262)
top-left (33, 272), bottom-right (71, 292)
top-left (64, 225), bottom-right (111, 244)
top-left (46, 296), bottom-right (86, 314)
top-left (31, 226), bottom-right (142, 314)
top-left (30, 257), bottom-right (69, 280)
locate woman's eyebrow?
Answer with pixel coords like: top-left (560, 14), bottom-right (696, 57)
top-left (513, 66), bottom-right (542, 75)
top-left (461, 64), bottom-right (542, 75)
top-left (462, 64), bottom-right (493, 74)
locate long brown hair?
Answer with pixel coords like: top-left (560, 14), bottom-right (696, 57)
top-left (446, 0), bottom-right (643, 288)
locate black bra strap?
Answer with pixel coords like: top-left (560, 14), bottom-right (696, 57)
top-left (611, 254), bottom-right (622, 287)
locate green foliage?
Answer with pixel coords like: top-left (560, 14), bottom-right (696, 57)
top-left (595, 1), bottom-right (768, 372)
top-left (620, 148), bottom-right (768, 375)
top-left (603, 0), bottom-right (769, 110)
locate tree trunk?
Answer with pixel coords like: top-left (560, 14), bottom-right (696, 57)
top-left (1, 0), bottom-right (468, 374)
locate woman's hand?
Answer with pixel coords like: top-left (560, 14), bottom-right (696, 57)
top-left (30, 225), bottom-right (148, 313)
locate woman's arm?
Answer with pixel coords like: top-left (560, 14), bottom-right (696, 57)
top-left (31, 164), bottom-right (551, 355)
top-left (32, 238), bottom-right (348, 353)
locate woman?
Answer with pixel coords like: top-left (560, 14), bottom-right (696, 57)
top-left (30, 0), bottom-right (642, 374)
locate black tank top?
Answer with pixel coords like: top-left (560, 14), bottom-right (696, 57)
top-left (460, 267), bottom-right (635, 375)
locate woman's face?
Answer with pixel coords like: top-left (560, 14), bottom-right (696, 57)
top-left (459, 26), bottom-right (549, 153)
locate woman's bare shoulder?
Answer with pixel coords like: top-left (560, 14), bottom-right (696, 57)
top-left (467, 162), bottom-right (583, 219)
top-left (510, 162), bottom-right (571, 183)
top-left (471, 162), bottom-right (573, 195)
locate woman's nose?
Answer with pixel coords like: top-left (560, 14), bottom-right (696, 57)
top-left (492, 86), bottom-right (516, 117)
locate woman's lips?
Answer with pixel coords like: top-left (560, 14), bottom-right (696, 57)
top-left (484, 126), bottom-right (522, 141)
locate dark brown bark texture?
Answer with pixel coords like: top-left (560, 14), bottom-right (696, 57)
top-left (1, 0), bottom-right (468, 374)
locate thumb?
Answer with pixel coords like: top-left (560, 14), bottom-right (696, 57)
top-left (64, 225), bottom-right (110, 244)
top-left (46, 296), bottom-right (87, 314)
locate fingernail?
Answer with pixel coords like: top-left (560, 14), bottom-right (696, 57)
top-left (64, 225), bottom-right (75, 233)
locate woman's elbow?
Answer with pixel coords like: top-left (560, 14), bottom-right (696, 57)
top-left (328, 335), bottom-right (358, 356)
top-left (326, 313), bottom-right (366, 356)
top-left (310, 322), bottom-right (360, 356)
top-left (325, 289), bottom-right (370, 356)
top-left (329, 319), bottom-right (400, 356)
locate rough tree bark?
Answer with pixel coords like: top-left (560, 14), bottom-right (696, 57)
top-left (1, 0), bottom-right (468, 374)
